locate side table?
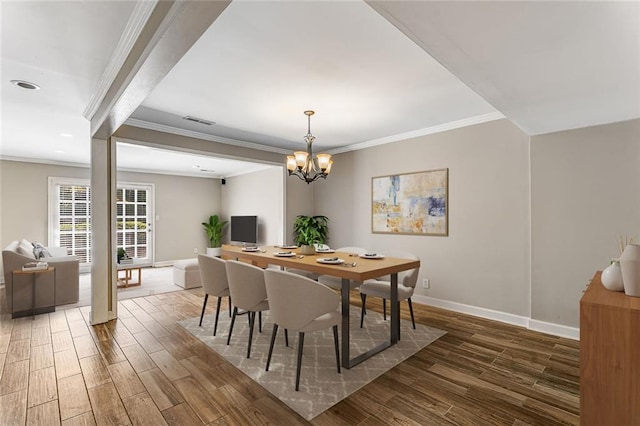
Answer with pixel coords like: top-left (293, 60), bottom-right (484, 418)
top-left (117, 265), bottom-right (142, 288)
top-left (12, 266), bottom-right (56, 319)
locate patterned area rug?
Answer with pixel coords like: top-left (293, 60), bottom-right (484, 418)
top-left (179, 305), bottom-right (446, 420)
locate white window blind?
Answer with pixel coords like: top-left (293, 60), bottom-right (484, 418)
top-left (49, 178), bottom-right (92, 265)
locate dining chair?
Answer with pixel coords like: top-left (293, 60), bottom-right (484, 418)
top-left (263, 269), bottom-right (341, 391)
top-left (225, 260), bottom-right (270, 358)
top-left (358, 251), bottom-right (420, 330)
top-left (317, 246), bottom-right (368, 290)
top-left (197, 255), bottom-right (231, 337)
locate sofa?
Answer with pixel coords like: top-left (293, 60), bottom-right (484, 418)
top-left (2, 239), bottom-right (80, 314)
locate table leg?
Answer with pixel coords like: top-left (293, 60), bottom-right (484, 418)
top-left (342, 272), bottom-right (400, 369)
top-left (390, 272), bottom-right (399, 343)
top-left (341, 278), bottom-right (350, 369)
top-left (32, 272), bottom-right (37, 319)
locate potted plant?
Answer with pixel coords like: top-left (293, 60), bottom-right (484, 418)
top-left (117, 247), bottom-right (132, 264)
top-left (293, 215), bottom-right (329, 255)
top-left (202, 214), bottom-right (228, 257)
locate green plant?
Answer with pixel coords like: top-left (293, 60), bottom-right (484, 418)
top-left (202, 214), bottom-right (228, 248)
top-left (293, 215), bottom-right (329, 246)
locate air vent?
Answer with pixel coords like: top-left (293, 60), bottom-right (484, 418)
top-left (10, 79), bottom-right (40, 90)
top-left (182, 116), bottom-right (215, 126)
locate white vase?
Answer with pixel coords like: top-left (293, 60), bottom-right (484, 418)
top-left (619, 243), bottom-right (640, 297)
top-left (300, 245), bottom-right (315, 255)
top-left (601, 259), bottom-right (624, 292)
top-left (206, 247), bottom-right (221, 257)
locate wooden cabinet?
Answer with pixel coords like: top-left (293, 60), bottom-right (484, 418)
top-left (580, 272), bottom-right (640, 425)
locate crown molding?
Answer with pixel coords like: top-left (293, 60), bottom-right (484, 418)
top-left (124, 118), bottom-right (292, 155)
top-left (328, 112), bottom-right (505, 155)
top-left (83, 1), bottom-right (158, 120)
top-left (0, 155), bottom-right (227, 179)
top-left (0, 155), bottom-right (90, 169)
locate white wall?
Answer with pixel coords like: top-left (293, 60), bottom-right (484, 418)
top-left (531, 118), bottom-right (640, 327)
top-left (221, 167), bottom-right (285, 246)
top-left (315, 119), bottom-right (532, 318)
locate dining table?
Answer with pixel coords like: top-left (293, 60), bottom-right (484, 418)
top-left (221, 244), bottom-right (420, 369)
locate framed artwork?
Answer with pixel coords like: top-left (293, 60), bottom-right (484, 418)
top-left (371, 168), bottom-right (448, 236)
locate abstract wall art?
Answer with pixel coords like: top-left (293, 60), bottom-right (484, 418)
top-left (372, 168), bottom-right (448, 236)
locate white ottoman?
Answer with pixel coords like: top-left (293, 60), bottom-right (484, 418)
top-left (173, 259), bottom-right (201, 289)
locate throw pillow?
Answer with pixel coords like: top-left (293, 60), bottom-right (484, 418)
top-left (32, 241), bottom-right (52, 259)
top-left (17, 239), bottom-right (35, 258)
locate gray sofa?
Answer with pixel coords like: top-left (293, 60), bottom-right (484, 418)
top-left (2, 239), bottom-right (80, 313)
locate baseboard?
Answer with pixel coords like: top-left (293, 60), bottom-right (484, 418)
top-left (528, 319), bottom-right (580, 340)
top-left (153, 259), bottom-right (184, 268)
top-left (412, 295), bottom-right (579, 341)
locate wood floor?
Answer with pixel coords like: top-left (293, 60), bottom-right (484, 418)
top-left (0, 286), bottom-right (580, 425)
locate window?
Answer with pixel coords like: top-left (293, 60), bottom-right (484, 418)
top-left (116, 187), bottom-right (151, 261)
top-left (49, 178), bottom-right (153, 269)
top-left (49, 178), bottom-right (92, 265)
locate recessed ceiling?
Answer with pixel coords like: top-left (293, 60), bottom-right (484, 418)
top-left (1, 1), bottom-right (638, 178)
top-left (135, 1), bottom-right (497, 153)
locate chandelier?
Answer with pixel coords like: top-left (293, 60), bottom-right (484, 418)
top-left (286, 110), bottom-right (333, 184)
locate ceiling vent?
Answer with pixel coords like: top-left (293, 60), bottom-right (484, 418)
top-left (182, 115), bottom-right (215, 126)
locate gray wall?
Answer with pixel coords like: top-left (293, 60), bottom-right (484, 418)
top-left (0, 160), bottom-right (221, 271)
top-left (221, 167), bottom-right (284, 246)
top-left (315, 119), bottom-right (532, 318)
top-left (531, 118), bottom-right (640, 327)
top-left (316, 117), bottom-right (640, 329)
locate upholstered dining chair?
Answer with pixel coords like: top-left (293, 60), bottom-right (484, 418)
top-left (225, 260), bottom-right (270, 358)
top-left (263, 269), bottom-right (341, 391)
top-left (317, 246), bottom-right (368, 290)
top-left (197, 255), bottom-right (231, 337)
top-left (359, 251), bottom-right (420, 330)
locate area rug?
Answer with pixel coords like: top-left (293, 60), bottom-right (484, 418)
top-left (179, 305), bottom-right (446, 420)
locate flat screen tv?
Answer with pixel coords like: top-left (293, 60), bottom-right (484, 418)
top-left (230, 215), bottom-right (258, 245)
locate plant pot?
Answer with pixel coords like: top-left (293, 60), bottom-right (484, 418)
top-left (619, 243), bottom-right (640, 297)
top-left (300, 245), bottom-right (315, 255)
top-left (601, 259), bottom-right (624, 292)
top-left (206, 247), bottom-right (221, 257)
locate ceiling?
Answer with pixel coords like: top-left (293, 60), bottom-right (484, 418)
top-left (1, 1), bottom-right (639, 178)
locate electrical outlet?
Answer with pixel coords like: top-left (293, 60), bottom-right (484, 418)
top-left (422, 278), bottom-right (430, 289)
top-left (193, 248), bottom-right (198, 254)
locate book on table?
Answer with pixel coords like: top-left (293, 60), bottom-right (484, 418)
top-left (22, 261), bottom-right (49, 271)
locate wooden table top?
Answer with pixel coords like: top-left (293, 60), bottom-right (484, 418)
top-left (221, 244), bottom-right (419, 281)
top-left (581, 271), bottom-right (640, 311)
top-left (14, 266), bottom-right (55, 275)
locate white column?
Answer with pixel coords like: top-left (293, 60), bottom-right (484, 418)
top-left (90, 136), bottom-right (117, 324)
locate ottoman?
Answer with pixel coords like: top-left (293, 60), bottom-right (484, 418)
top-left (173, 259), bottom-right (201, 289)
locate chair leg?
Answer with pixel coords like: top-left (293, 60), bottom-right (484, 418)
top-left (266, 324), bottom-right (278, 371)
top-left (408, 298), bottom-right (416, 329)
top-left (285, 328), bottom-right (289, 347)
top-left (383, 298), bottom-right (386, 320)
top-left (360, 294), bottom-right (367, 328)
top-left (247, 311), bottom-right (256, 358)
top-left (198, 294), bottom-right (208, 327)
top-left (213, 296), bottom-right (222, 336)
top-left (360, 292), bottom-right (367, 315)
top-left (332, 325), bottom-right (341, 374)
top-left (259, 311), bottom-right (262, 333)
top-left (295, 332), bottom-right (305, 391)
top-left (227, 307), bottom-right (238, 345)
top-left (228, 296), bottom-right (232, 317)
